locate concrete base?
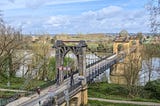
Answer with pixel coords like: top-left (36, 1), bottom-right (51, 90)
top-left (81, 85), bottom-right (88, 106)
top-left (60, 85), bottom-right (88, 106)
top-left (70, 98), bottom-right (78, 106)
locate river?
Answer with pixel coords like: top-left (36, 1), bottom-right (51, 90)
top-left (108, 57), bottom-right (160, 85)
top-left (139, 57), bottom-right (160, 85)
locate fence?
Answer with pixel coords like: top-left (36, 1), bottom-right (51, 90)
top-left (0, 98), bottom-right (8, 106)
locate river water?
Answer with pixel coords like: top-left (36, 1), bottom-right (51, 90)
top-left (139, 58), bottom-right (160, 85)
top-left (108, 57), bottom-right (160, 85)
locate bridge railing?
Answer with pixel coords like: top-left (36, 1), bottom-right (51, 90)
top-left (86, 56), bottom-right (120, 83)
top-left (86, 53), bottom-right (116, 68)
top-left (56, 81), bottom-right (82, 100)
top-left (1, 93), bottom-right (22, 106)
top-left (86, 53), bottom-right (129, 83)
top-left (68, 81), bottom-right (81, 93)
top-left (44, 81), bottom-right (82, 106)
top-left (63, 70), bottom-right (79, 80)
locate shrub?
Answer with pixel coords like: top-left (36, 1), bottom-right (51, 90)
top-left (105, 84), bottom-right (128, 96)
top-left (144, 79), bottom-right (160, 99)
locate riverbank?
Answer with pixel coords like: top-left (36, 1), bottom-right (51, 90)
top-left (88, 81), bottom-right (160, 103)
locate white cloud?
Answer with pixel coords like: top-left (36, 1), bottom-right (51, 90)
top-left (46, 15), bottom-right (70, 27)
top-left (0, 0), bottom-right (98, 10)
top-left (42, 5), bottom-right (149, 33)
top-left (0, 1), bottom-right (26, 10)
top-left (8, 0), bottom-right (15, 3)
top-left (45, 0), bottom-right (98, 5)
top-left (3, 4), bottom-right (150, 34)
top-left (25, 0), bottom-right (98, 7)
top-left (82, 6), bottom-right (123, 20)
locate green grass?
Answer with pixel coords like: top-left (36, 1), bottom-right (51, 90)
top-left (0, 77), bottom-right (49, 98)
top-left (0, 91), bottom-right (16, 98)
top-left (88, 82), bottom-right (160, 103)
top-left (88, 100), bottom-right (146, 106)
top-left (88, 82), bottom-right (128, 100)
top-left (0, 77), bottom-right (46, 90)
top-left (0, 77), bottom-right (25, 89)
top-left (23, 79), bottom-right (47, 90)
top-left (0, 98), bottom-right (9, 106)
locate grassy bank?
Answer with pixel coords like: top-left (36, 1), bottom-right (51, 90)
top-left (0, 77), bottom-right (46, 90)
top-left (0, 77), bottom-right (50, 98)
top-left (88, 82), bottom-right (160, 103)
top-left (0, 91), bottom-right (16, 98)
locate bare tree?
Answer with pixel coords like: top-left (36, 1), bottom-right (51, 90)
top-left (122, 52), bottom-right (142, 97)
top-left (123, 54), bottom-right (142, 86)
top-left (30, 35), bottom-right (51, 80)
top-left (141, 44), bottom-right (160, 82)
top-left (0, 18), bottom-right (24, 78)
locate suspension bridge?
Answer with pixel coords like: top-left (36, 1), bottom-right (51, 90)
top-left (7, 36), bottom-right (140, 106)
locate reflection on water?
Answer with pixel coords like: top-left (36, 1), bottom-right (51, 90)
top-left (139, 58), bottom-right (160, 85)
top-left (109, 58), bottom-right (160, 85)
top-left (106, 68), bottom-right (110, 83)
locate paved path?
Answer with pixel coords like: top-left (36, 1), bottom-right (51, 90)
top-left (89, 97), bottom-right (160, 106)
top-left (0, 88), bottom-right (27, 92)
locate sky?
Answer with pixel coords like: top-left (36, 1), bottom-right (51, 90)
top-left (0, 0), bottom-right (150, 34)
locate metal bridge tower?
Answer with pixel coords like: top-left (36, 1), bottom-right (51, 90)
top-left (54, 40), bottom-right (87, 85)
top-left (54, 40), bottom-right (88, 105)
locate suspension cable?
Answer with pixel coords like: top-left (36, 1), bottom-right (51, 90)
top-left (86, 47), bottom-right (103, 59)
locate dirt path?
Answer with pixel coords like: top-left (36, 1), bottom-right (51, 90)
top-left (89, 97), bottom-right (160, 106)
